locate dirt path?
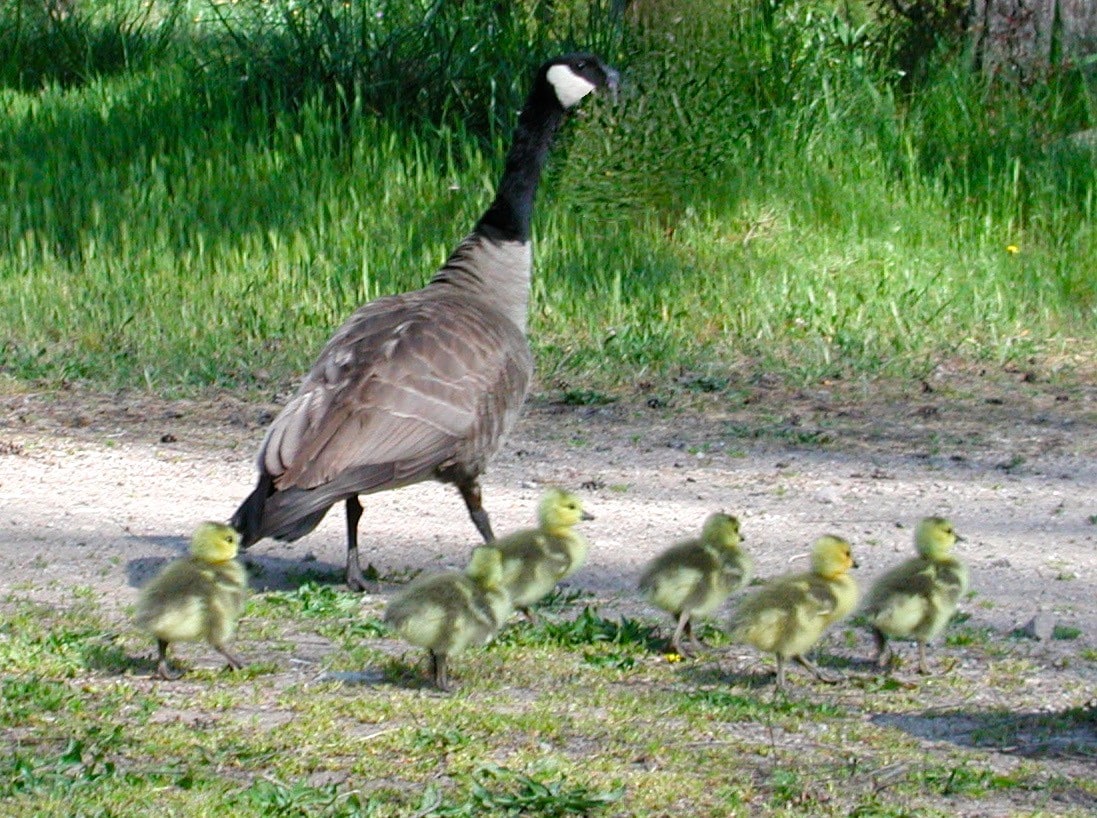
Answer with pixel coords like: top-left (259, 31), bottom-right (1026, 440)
top-left (2, 371), bottom-right (1094, 646)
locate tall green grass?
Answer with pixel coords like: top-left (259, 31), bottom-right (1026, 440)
top-left (0, 0), bottom-right (1093, 392)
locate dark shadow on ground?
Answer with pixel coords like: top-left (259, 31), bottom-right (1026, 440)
top-left (872, 701), bottom-right (1097, 760)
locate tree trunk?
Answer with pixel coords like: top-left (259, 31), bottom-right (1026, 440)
top-left (971, 0), bottom-right (1097, 78)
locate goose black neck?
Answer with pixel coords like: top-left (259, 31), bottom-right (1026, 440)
top-left (476, 88), bottom-right (566, 243)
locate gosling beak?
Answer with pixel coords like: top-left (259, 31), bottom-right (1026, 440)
top-left (851, 558), bottom-right (859, 568)
top-left (581, 510), bottom-right (595, 521)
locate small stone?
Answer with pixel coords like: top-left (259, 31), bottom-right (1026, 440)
top-left (990, 558), bottom-right (1011, 568)
top-left (1023, 613), bottom-right (1056, 641)
top-left (302, 551), bottom-right (318, 563)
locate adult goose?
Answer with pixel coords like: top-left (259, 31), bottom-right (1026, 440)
top-left (232, 54), bottom-right (619, 590)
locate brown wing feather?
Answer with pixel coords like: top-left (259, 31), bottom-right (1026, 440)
top-left (258, 290), bottom-right (532, 492)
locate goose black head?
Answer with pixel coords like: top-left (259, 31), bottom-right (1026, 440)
top-left (540, 53), bottom-right (620, 109)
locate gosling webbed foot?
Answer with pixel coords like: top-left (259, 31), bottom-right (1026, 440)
top-left (153, 640), bottom-right (183, 680)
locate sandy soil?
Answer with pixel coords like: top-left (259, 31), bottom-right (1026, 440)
top-left (2, 369), bottom-right (1094, 638)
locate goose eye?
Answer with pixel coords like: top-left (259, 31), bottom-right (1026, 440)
top-left (575, 60), bottom-right (587, 70)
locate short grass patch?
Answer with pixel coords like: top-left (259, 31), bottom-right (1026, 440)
top-left (1, 585), bottom-right (1093, 817)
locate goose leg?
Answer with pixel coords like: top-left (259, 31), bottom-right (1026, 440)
top-left (344, 496), bottom-right (367, 592)
top-left (457, 479), bottom-right (495, 542)
top-left (154, 639), bottom-right (182, 681)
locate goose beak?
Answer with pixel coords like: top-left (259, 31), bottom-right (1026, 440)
top-left (604, 68), bottom-right (620, 103)
top-left (581, 510), bottom-right (595, 521)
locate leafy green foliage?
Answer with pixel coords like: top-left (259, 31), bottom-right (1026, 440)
top-left (0, 677), bottom-right (78, 725)
top-left (256, 581), bottom-right (364, 619)
top-left (495, 606), bottom-right (662, 651)
top-left (201, 0), bottom-right (625, 137)
top-left (0, 0), bottom-right (183, 89)
top-left (232, 777), bottom-right (383, 817)
top-left (1052, 625), bottom-right (1081, 640)
top-left (430, 764), bottom-right (624, 817)
top-left (680, 689), bottom-right (844, 720)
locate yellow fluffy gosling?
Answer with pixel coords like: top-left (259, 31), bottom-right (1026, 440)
top-left (384, 546), bottom-right (512, 691)
top-left (729, 535), bottom-right (859, 690)
top-left (861, 516), bottom-right (968, 674)
top-left (135, 522), bottom-right (248, 680)
top-left (638, 512), bottom-right (753, 657)
top-left (494, 488), bottom-right (594, 620)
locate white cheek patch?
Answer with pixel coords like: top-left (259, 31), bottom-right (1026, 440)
top-left (546, 64), bottom-right (598, 108)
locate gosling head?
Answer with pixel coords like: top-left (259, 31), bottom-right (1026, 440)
top-left (914, 516), bottom-right (962, 560)
top-left (540, 53), bottom-right (620, 110)
top-left (538, 488), bottom-right (594, 531)
top-left (465, 545), bottom-right (504, 590)
top-left (189, 522), bottom-right (241, 563)
top-left (701, 512), bottom-right (742, 550)
top-left (810, 535), bottom-right (857, 579)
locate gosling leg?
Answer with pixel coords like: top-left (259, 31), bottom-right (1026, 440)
top-left (795, 654), bottom-right (841, 684)
top-left (431, 650), bottom-right (451, 692)
top-left (215, 645), bottom-right (244, 672)
top-left (917, 641), bottom-right (930, 675)
top-left (872, 627), bottom-right (892, 669)
top-left (670, 611), bottom-right (692, 658)
top-left (154, 639), bottom-right (183, 681)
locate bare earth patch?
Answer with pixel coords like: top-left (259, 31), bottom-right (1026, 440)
top-left (1, 366), bottom-right (1094, 813)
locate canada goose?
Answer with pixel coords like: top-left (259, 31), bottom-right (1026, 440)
top-left (638, 512), bottom-right (753, 657)
top-left (134, 522), bottom-right (248, 680)
top-left (384, 545), bottom-right (512, 690)
top-left (729, 535), bottom-right (859, 690)
top-left (231, 54), bottom-right (619, 591)
top-left (862, 517), bottom-right (968, 674)
top-left (494, 488), bottom-right (594, 619)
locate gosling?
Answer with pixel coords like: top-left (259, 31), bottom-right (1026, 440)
top-left (861, 516), bottom-right (968, 674)
top-left (494, 488), bottom-right (594, 620)
top-left (135, 522), bottom-right (248, 680)
top-left (638, 512), bottom-right (753, 657)
top-left (729, 535), bottom-right (859, 690)
top-left (384, 546), bottom-right (512, 691)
